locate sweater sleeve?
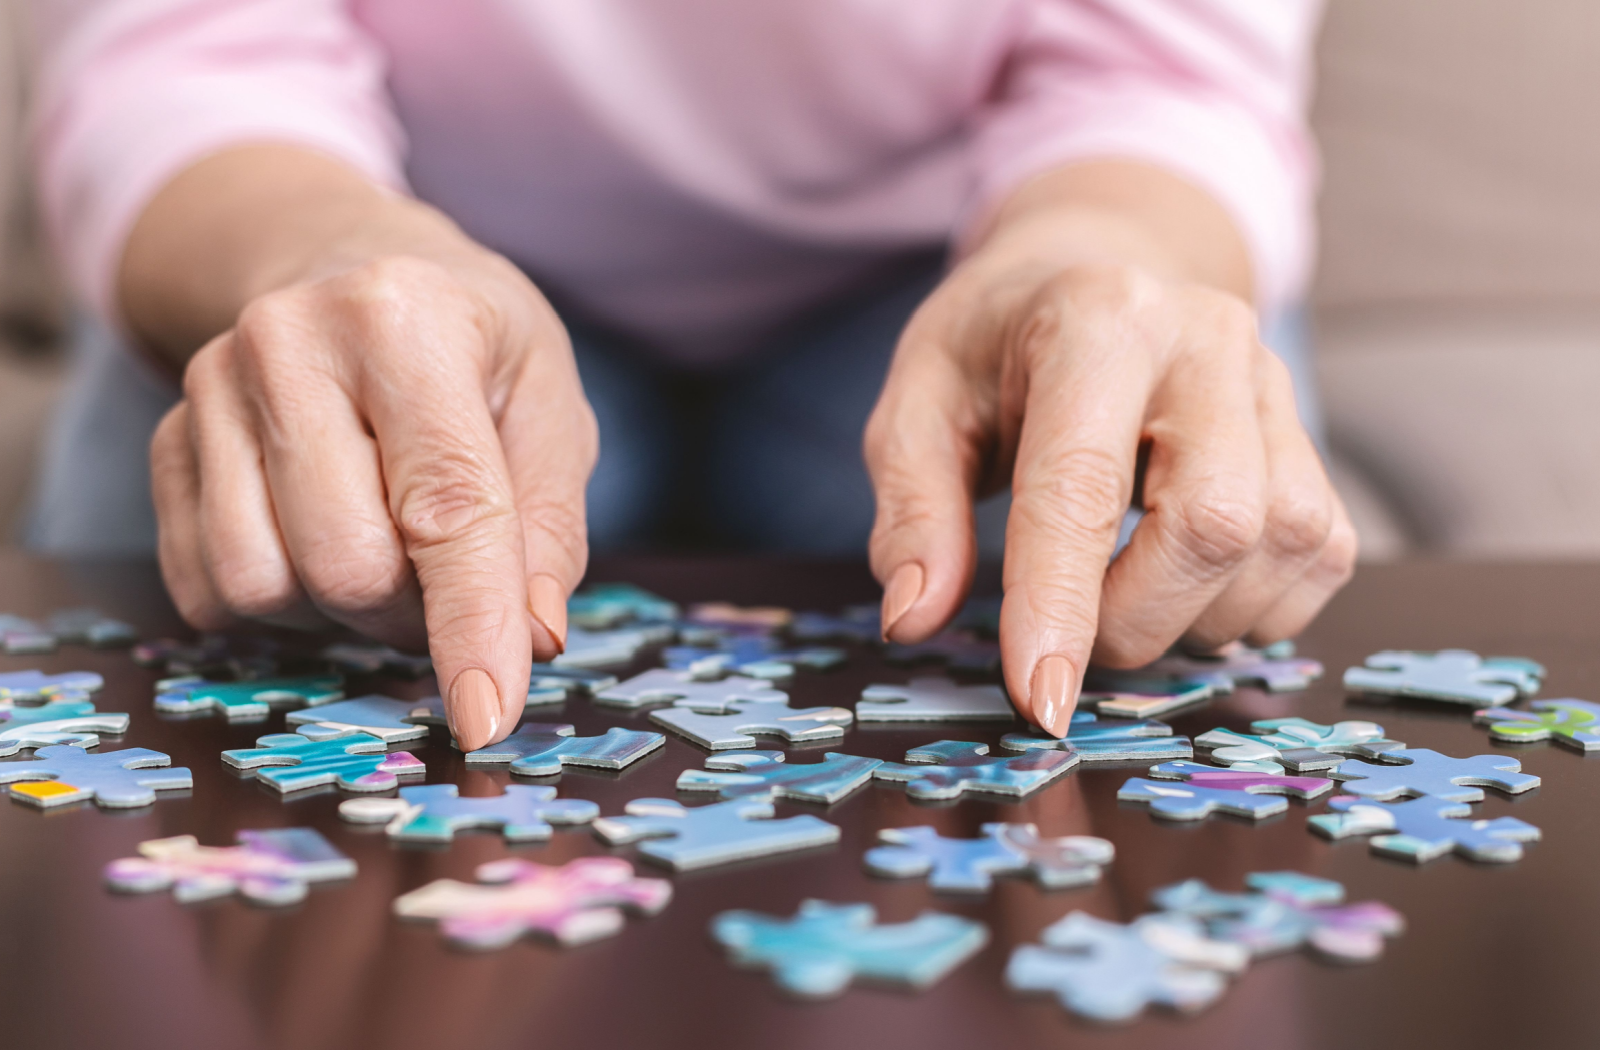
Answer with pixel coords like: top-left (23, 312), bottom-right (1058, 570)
top-left (965, 0), bottom-right (1323, 313)
top-left (29, 0), bottom-right (410, 324)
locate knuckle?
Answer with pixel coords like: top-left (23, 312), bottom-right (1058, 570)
top-left (210, 561), bottom-right (299, 619)
top-left (298, 536), bottom-right (411, 617)
top-left (394, 458), bottom-right (515, 553)
top-left (1169, 486), bottom-right (1265, 572)
top-left (522, 498), bottom-right (589, 577)
top-left (1263, 489), bottom-right (1333, 561)
top-left (235, 291), bottom-right (313, 355)
top-left (1315, 516), bottom-right (1360, 586)
top-left (1092, 619), bottom-right (1171, 669)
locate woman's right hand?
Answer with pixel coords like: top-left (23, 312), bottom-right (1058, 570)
top-left (135, 147), bottom-right (596, 751)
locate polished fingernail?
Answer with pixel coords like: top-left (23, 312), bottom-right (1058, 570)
top-left (528, 573), bottom-right (568, 657)
top-left (1030, 654), bottom-right (1076, 738)
top-left (449, 668), bottom-right (501, 751)
top-left (880, 562), bottom-right (925, 642)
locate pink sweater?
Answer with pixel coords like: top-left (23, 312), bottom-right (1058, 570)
top-left (31, 0), bottom-right (1321, 362)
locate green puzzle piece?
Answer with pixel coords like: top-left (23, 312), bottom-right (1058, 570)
top-left (1474, 699), bottom-right (1600, 750)
top-left (154, 675), bottom-right (344, 721)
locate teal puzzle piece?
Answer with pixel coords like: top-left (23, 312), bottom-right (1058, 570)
top-left (873, 740), bottom-right (1078, 800)
top-left (464, 722), bottom-right (664, 776)
top-left (223, 731), bottom-right (424, 793)
top-left (155, 674), bottom-right (344, 721)
top-left (340, 783), bottom-right (598, 842)
top-left (676, 750), bottom-right (882, 804)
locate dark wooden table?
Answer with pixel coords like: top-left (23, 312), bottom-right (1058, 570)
top-left (2, 553), bottom-right (1597, 1050)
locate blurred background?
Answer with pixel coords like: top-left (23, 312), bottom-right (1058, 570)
top-left (0, 0), bottom-right (1595, 562)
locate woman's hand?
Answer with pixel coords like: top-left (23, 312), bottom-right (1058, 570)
top-left (865, 162), bottom-right (1356, 737)
top-left (132, 148), bottom-right (595, 751)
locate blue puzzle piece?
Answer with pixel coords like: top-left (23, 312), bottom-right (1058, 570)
top-left (595, 669), bottom-right (789, 710)
top-left (676, 750), bottom-right (882, 804)
top-left (154, 674), bottom-right (344, 721)
top-left (650, 696), bottom-right (853, 750)
top-left (1152, 873), bottom-right (1404, 962)
top-left (1343, 650), bottom-right (1544, 707)
top-left (1309, 795), bottom-right (1541, 862)
top-left (339, 783), bottom-right (598, 842)
top-left (0, 669), bottom-right (104, 701)
top-left (873, 740), bottom-right (1078, 800)
top-left (790, 606), bottom-right (881, 643)
top-left (0, 745), bottom-right (192, 808)
top-left (223, 731), bottom-right (425, 794)
top-left (712, 900), bottom-right (987, 999)
top-left (664, 635), bottom-right (846, 682)
top-left (567, 583), bottom-right (679, 629)
top-left (1120, 762), bottom-right (1332, 821)
top-left (286, 695), bottom-right (430, 743)
top-left (1002, 711), bottom-right (1192, 761)
top-left (1006, 912), bottom-right (1247, 1023)
top-left (1330, 747), bottom-right (1540, 802)
top-left (1196, 716), bottom-right (1402, 773)
top-left (464, 722), bottom-right (664, 776)
top-left (1148, 642), bottom-right (1323, 693)
top-left (593, 797), bottom-right (839, 870)
top-left (865, 823), bottom-right (1114, 892)
top-left (0, 708), bottom-right (131, 756)
top-left (320, 642), bottom-right (433, 677)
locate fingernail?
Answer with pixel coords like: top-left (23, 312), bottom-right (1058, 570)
top-left (449, 668), bottom-right (501, 751)
top-left (1030, 654), bottom-right (1076, 738)
top-left (528, 574), bottom-right (568, 658)
top-left (880, 562), bottom-right (925, 642)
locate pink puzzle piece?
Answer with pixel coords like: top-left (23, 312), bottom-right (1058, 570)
top-left (105, 828), bottom-right (355, 906)
top-left (394, 856), bottom-right (672, 950)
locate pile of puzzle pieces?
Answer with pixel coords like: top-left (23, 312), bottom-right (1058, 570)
top-left (3, 582), bottom-right (1581, 1024)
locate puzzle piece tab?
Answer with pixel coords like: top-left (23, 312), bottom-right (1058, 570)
top-left (866, 823), bottom-right (1114, 892)
top-left (1309, 795), bottom-right (1541, 863)
top-left (595, 669), bottom-right (788, 710)
top-left (1002, 711), bottom-right (1192, 762)
top-left (1120, 762), bottom-right (1332, 820)
top-left (593, 797), bottom-right (839, 870)
top-left (873, 740), bottom-right (1078, 800)
top-left (712, 900), bottom-right (987, 999)
top-left (857, 677), bottom-right (1016, 722)
top-left (464, 723), bottom-right (664, 776)
top-left (1197, 716), bottom-right (1403, 774)
top-left (154, 674), bottom-right (343, 721)
top-left (0, 710), bottom-right (130, 756)
top-left (223, 731), bottom-right (424, 793)
top-left (1331, 747), bottom-right (1539, 802)
top-left (396, 856), bottom-right (671, 950)
top-left (0, 669), bottom-right (104, 701)
top-left (1344, 650), bottom-right (1544, 707)
top-left (650, 696), bottom-right (853, 750)
top-left (1152, 872), bottom-right (1403, 962)
top-left (339, 783), bottom-right (597, 842)
top-left (1007, 911), bottom-right (1247, 1023)
top-left (1474, 699), bottom-right (1600, 750)
top-left (676, 750), bottom-right (882, 804)
top-left (0, 745), bottom-right (192, 808)
top-left (105, 828), bottom-right (355, 905)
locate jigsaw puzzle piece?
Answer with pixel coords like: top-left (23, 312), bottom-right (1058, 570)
top-left (1343, 650), bottom-right (1544, 707)
top-left (1330, 747), bottom-right (1539, 802)
top-left (1002, 711), bottom-right (1192, 761)
top-left (1309, 795), bottom-right (1541, 862)
top-left (595, 669), bottom-right (788, 710)
top-left (0, 669), bottom-right (104, 701)
top-left (154, 674), bottom-right (343, 721)
top-left (286, 695), bottom-right (430, 743)
top-left (650, 696), bottom-right (852, 750)
top-left (567, 583), bottom-right (679, 629)
top-left (223, 731), bottom-right (424, 793)
top-left (0, 615), bottom-right (54, 654)
top-left (464, 723), bottom-right (664, 776)
top-left (790, 605), bottom-right (881, 643)
top-left (857, 677), bottom-right (1017, 722)
top-left (593, 797), bottom-right (839, 870)
top-left (1152, 872), bottom-right (1403, 962)
top-left (1006, 911), bottom-right (1247, 1023)
top-left (396, 856), bottom-right (671, 949)
top-left (1197, 716), bottom-right (1403, 774)
top-left (1120, 762), bottom-right (1332, 821)
top-left (320, 642), bottom-right (433, 677)
top-left (676, 750), bottom-right (882, 804)
top-left (1078, 672), bottom-right (1225, 719)
top-left (886, 631), bottom-right (1001, 674)
top-left (873, 740), bottom-right (1078, 800)
top-left (1148, 641), bottom-right (1324, 693)
top-left (712, 899), bottom-right (987, 999)
top-left (1474, 698), bottom-right (1600, 750)
top-left (105, 828), bottom-right (354, 905)
top-left (554, 625), bottom-right (671, 669)
top-left (663, 635), bottom-right (845, 682)
top-left (866, 823), bottom-right (1113, 892)
top-left (339, 783), bottom-right (597, 842)
top-left (0, 710), bottom-right (130, 756)
top-left (48, 608), bottom-right (137, 648)
top-left (0, 745), bottom-right (192, 807)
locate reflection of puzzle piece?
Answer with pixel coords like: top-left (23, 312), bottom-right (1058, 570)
top-left (858, 678), bottom-right (1016, 722)
top-left (1152, 872), bottom-right (1404, 962)
top-left (287, 695), bottom-right (429, 743)
top-left (1331, 747), bottom-right (1539, 802)
top-left (567, 583), bottom-right (679, 629)
top-left (554, 625), bottom-right (671, 668)
top-left (320, 643), bottom-right (433, 677)
top-left (873, 740), bottom-right (1078, 800)
top-left (664, 635), bottom-right (845, 682)
top-left (1149, 642), bottom-right (1323, 692)
top-left (676, 750), bottom-right (882, 804)
top-left (1002, 711), bottom-right (1191, 762)
top-left (713, 899), bottom-right (987, 999)
top-left (595, 669), bottom-right (787, 710)
top-left (223, 731), bottom-right (424, 793)
top-left (886, 631), bottom-right (1000, 674)
top-left (791, 606), bottom-right (880, 643)
top-left (154, 674), bottom-right (343, 721)
top-left (0, 669), bottom-right (104, 701)
top-left (464, 722), bottom-right (663, 776)
top-left (339, 783), bottom-right (597, 842)
top-left (0, 709), bottom-right (130, 756)
top-left (1007, 911), bottom-right (1247, 1023)
top-left (396, 856), bottom-right (671, 950)
top-left (1079, 673), bottom-right (1225, 719)
top-left (651, 696), bottom-right (852, 750)
top-left (1120, 762), bottom-right (1331, 820)
top-left (105, 828), bottom-right (354, 905)
top-left (1310, 795), bottom-right (1541, 862)
top-left (1197, 716), bottom-right (1403, 774)
top-left (1344, 650), bottom-right (1544, 707)
top-left (594, 797), bottom-right (839, 870)
top-left (1475, 699), bottom-right (1600, 750)
top-left (0, 745), bottom-right (192, 808)
top-left (866, 823), bottom-right (1113, 892)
